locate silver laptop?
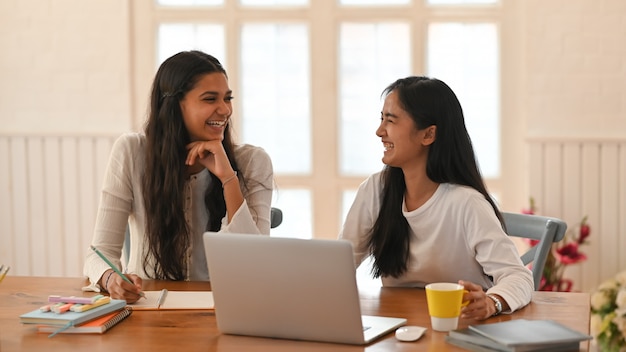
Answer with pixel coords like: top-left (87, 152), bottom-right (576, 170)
top-left (203, 233), bottom-right (407, 345)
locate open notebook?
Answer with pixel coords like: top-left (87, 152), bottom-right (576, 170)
top-left (129, 290), bottom-right (214, 310)
top-left (203, 233), bottom-right (406, 345)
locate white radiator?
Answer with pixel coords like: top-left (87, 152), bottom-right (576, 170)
top-left (0, 135), bottom-right (116, 277)
top-left (529, 138), bottom-right (626, 292)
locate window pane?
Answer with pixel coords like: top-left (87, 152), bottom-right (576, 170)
top-left (157, 24), bottom-right (225, 68)
top-left (271, 189), bottom-right (312, 239)
top-left (157, 0), bottom-right (223, 6)
top-left (428, 0), bottom-right (497, 4)
top-left (240, 23), bottom-right (311, 175)
top-left (427, 22), bottom-right (500, 178)
top-left (240, 0), bottom-right (308, 6)
top-left (339, 22), bottom-right (411, 176)
top-left (340, 0), bottom-right (409, 5)
top-left (341, 189), bottom-right (357, 225)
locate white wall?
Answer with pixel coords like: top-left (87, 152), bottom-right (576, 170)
top-left (524, 0), bottom-right (626, 139)
top-left (520, 0), bottom-right (626, 290)
top-left (0, 0), bottom-right (132, 135)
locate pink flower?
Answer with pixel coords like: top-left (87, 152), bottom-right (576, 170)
top-left (555, 243), bottom-right (587, 265)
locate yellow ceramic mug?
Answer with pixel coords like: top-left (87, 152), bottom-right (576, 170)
top-left (425, 282), bottom-right (469, 331)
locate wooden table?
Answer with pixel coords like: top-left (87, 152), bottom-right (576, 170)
top-left (0, 276), bottom-right (590, 351)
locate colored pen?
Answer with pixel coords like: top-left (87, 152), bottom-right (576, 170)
top-left (157, 289), bottom-right (168, 309)
top-left (52, 303), bottom-right (74, 314)
top-left (0, 265), bottom-right (10, 283)
top-left (46, 302), bottom-right (64, 313)
top-left (70, 296), bottom-right (111, 312)
top-left (48, 294), bottom-right (104, 304)
top-left (90, 245), bottom-right (145, 299)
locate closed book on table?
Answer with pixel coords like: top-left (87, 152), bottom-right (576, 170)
top-left (447, 319), bottom-right (591, 352)
top-left (446, 329), bottom-right (580, 352)
top-left (37, 307), bottom-right (132, 334)
top-left (20, 299), bottom-right (127, 326)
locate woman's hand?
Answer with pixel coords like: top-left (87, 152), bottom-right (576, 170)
top-left (459, 280), bottom-right (497, 320)
top-left (102, 270), bottom-right (144, 304)
top-left (185, 140), bottom-right (234, 180)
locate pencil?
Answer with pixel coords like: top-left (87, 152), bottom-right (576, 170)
top-left (156, 288), bottom-right (168, 309)
top-left (90, 245), bottom-right (145, 298)
top-left (0, 265), bottom-right (9, 283)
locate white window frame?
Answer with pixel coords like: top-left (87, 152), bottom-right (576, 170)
top-left (130, 0), bottom-right (526, 239)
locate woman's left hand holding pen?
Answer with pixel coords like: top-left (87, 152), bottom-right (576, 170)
top-left (103, 269), bottom-right (144, 303)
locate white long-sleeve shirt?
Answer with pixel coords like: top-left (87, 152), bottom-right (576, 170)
top-left (339, 173), bottom-right (533, 312)
top-left (83, 133), bottom-right (273, 288)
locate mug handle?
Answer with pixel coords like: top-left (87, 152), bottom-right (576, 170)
top-left (461, 289), bottom-right (470, 307)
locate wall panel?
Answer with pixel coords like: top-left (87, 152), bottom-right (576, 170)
top-left (1, 135), bottom-right (116, 277)
top-left (529, 139), bottom-right (625, 292)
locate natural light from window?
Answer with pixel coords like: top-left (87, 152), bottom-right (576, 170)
top-left (239, 23), bottom-right (311, 175)
top-left (157, 24), bottom-right (225, 68)
top-left (427, 22), bottom-right (500, 178)
top-left (339, 22), bottom-right (411, 176)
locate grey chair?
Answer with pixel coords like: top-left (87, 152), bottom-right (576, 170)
top-left (501, 212), bottom-right (567, 290)
top-left (270, 207), bottom-right (283, 229)
top-left (122, 207), bottom-right (283, 266)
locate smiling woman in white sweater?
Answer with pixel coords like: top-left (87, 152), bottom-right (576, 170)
top-left (339, 76), bottom-right (533, 320)
top-left (83, 51), bottom-right (273, 303)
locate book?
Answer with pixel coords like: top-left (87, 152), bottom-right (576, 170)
top-left (446, 328), bottom-right (581, 352)
top-left (446, 319), bottom-right (591, 352)
top-left (20, 299), bottom-right (127, 326)
top-left (446, 334), bottom-right (512, 352)
top-left (469, 319), bottom-right (591, 347)
top-left (128, 290), bottom-right (214, 310)
top-left (37, 307), bottom-right (132, 334)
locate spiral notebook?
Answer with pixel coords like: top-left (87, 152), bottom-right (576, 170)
top-left (20, 298), bottom-right (127, 326)
top-left (37, 307), bottom-right (132, 334)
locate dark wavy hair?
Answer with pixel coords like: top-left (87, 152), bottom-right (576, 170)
top-left (142, 51), bottom-right (239, 280)
top-left (367, 76), bottom-right (503, 278)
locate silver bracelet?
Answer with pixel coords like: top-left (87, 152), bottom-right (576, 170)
top-left (222, 171), bottom-right (238, 188)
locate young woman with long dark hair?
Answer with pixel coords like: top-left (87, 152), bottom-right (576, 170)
top-left (84, 51), bottom-right (273, 302)
top-left (340, 76), bottom-right (533, 320)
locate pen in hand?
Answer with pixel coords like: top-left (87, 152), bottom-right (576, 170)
top-left (90, 245), bottom-right (146, 299)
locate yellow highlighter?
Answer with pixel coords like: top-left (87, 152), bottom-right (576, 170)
top-left (70, 296), bottom-right (111, 313)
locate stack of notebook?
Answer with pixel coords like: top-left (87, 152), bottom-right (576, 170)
top-left (20, 295), bottom-right (129, 336)
top-left (445, 319), bottom-right (592, 352)
top-left (36, 308), bottom-right (132, 334)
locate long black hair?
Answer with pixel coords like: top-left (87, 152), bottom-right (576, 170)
top-left (142, 51), bottom-right (239, 280)
top-left (367, 76), bottom-right (503, 278)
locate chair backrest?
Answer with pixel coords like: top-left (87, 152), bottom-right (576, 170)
top-left (270, 207), bottom-right (283, 229)
top-left (501, 212), bottom-right (567, 290)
